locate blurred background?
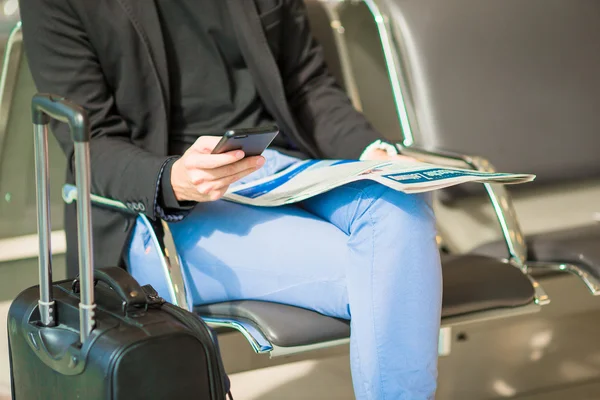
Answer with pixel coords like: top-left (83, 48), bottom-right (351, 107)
top-left (0, 0), bottom-right (18, 59)
top-left (1, 0), bottom-right (600, 399)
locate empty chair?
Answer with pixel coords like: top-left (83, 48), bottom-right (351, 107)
top-left (348, 0), bottom-right (600, 294)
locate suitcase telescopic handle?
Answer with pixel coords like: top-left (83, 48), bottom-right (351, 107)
top-left (32, 93), bottom-right (95, 344)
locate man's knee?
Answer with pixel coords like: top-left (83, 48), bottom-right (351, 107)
top-left (350, 180), bottom-right (436, 228)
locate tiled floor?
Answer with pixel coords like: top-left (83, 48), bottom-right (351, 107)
top-left (0, 301), bottom-right (354, 400)
top-left (228, 356), bottom-right (354, 399)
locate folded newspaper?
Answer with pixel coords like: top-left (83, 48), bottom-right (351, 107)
top-left (223, 159), bottom-right (534, 207)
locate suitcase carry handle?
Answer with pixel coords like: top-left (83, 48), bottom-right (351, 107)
top-left (72, 267), bottom-right (149, 312)
top-left (32, 93), bottom-right (95, 344)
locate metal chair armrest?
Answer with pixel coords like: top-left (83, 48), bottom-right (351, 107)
top-left (62, 183), bottom-right (133, 214)
top-left (398, 145), bottom-right (528, 269)
top-left (62, 184), bottom-right (191, 310)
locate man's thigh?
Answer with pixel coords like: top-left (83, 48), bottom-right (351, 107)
top-left (168, 199), bottom-right (352, 319)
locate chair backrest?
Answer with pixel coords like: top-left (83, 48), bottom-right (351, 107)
top-left (304, 0), bottom-right (404, 141)
top-left (381, 0), bottom-right (600, 191)
top-left (304, 0), bottom-right (346, 92)
top-left (375, 0), bottom-right (600, 250)
top-left (0, 23), bottom-right (66, 240)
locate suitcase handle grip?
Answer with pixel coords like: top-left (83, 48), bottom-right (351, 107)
top-left (73, 267), bottom-right (148, 310)
top-left (31, 93), bottom-right (90, 142)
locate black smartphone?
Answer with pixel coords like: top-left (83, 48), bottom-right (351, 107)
top-left (211, 125), bottom-right (279, 157)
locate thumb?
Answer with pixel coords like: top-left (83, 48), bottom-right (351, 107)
top-left (191, 135), bottom-right (222, 154)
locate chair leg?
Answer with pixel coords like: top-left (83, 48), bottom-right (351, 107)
top-left (64, 183), bottom-right (194, 309)
top-left (438, 327), bottom-right (452, 357)
top-left (523, 273), bottom-right (551, 305)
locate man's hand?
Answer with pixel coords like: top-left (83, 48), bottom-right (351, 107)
top-left (171, 136), bottom-right (265, 202)
top-left (361, 148), bottom-right (419, 163)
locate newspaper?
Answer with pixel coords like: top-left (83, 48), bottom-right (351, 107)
top-left (223, 159), bottom-right (535, 207)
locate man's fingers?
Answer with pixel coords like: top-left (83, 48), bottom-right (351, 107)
top-left (210, 164), bottom-right (262, 190)
top-left (194, 186), bottom-right (229, 202)
top-left (177, 135), bottom-right (267, 202)
top-left (188, 154), bottom-right (264, 174)
top-left (195, 165), bottom-right (259, 197)
top-left (187, 156), bottom-right (265, 185)
top-left (183, 151), bottom-right (247, 170)
top-left (190, 135), bottom-right (223, 154)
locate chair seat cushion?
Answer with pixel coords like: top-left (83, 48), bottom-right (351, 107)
top-left (439, 254), bottom-right (535, 317)
top-left (196, 300), bottom-right (351, 348)
top-left (196, 254), bottom-right (535, 348)
top-left (475, 224), bottom-right (600, 279)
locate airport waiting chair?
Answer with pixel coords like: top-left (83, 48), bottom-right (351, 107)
top-left (337, 0), bottom-right (600, 295)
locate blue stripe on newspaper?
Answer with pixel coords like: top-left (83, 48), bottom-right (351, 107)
top-left (233, 160), bottom-right (321, 198)
top-left (382, 168), bottom-right (511, 184)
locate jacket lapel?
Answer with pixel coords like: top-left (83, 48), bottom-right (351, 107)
top-left (225, 0), bottom-right (318, 157)
top-left (116, 0), bottom-right (170, 119)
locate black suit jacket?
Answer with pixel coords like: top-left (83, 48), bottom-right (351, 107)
top-left (20, 0), bottom-right (382, 277)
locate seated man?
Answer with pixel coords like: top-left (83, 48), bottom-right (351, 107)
top-left (20, 0), bottom-right (442, 398)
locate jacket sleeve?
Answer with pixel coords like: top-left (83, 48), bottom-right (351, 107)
top-left (279, 0), bottom-right (384, 160)
top-left (19, 0), bottom-right (184, 220)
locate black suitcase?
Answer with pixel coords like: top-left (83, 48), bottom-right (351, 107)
top-left (7, 94), bottom-right (231, 400)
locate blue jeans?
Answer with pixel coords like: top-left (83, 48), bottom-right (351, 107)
top-left (127, 150), bottom-right (442, 399)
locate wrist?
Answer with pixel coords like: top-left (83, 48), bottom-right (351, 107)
top-left (170, 158), bottom-right (187, 202)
